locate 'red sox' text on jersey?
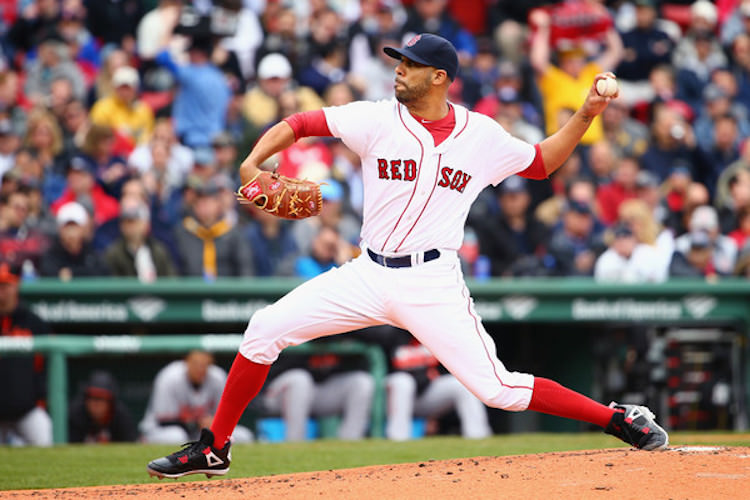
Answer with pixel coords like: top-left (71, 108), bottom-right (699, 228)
top-left (323, 99), bottom-right (535, 255)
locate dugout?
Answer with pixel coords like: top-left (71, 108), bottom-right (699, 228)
top-left (9, 276), bottom-right (750, 443)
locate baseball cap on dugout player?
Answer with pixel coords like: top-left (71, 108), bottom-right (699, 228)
top-left (383, 33), bottom-right (459, 81)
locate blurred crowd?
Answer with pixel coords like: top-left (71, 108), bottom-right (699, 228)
top-left (0, 0), bottom-right (749, 284)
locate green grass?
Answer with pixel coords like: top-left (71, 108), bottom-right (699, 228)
top-left (2, 432), bottom-right (749, 491)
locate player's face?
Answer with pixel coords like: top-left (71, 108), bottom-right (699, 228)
top-left (186, 351), bottom-right (213, 385)
top-left (394, 56), bottom-right (434, 104)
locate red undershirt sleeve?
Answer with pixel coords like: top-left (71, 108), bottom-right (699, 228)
top-left (517, 143), bottom-right (548, 180)
top-left (282, 110), bottom-right (333, 140)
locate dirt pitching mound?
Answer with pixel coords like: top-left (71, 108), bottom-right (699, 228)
top-left (5, 446), bottom-right (750, 499)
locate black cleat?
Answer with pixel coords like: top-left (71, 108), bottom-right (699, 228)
top-left (605, 402), bottom-right (669, 451)
top-left (147, 428), bottom-right (231, 479)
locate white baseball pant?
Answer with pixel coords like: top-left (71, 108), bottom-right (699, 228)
top-left (0, 406), bottom-right (53, 446)
top-left (240, 251), bottom-right (534, 412)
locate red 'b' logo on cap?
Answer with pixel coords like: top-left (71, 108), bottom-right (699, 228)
top-left (406, 34), bottom-right (421, 47)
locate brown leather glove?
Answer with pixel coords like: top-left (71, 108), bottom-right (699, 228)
top-left (236, 170), bottom-right (322, 219)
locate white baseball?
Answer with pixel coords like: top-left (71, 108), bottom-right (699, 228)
top-left (596, 77), bottom-right (618, 97)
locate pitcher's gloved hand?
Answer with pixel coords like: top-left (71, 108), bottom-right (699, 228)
top-left (236, 170), bottom-right (322, 219)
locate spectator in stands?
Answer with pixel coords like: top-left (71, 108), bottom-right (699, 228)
top-left (489, 85), bottom-right (544, 146)
top-left (729, 206), bottom-right (750, 251)
top-left (242, 52), bottom-right (324, 134)
top-left (304, 5), bottom-right (346, 66)
top-left (694, 84), bottom-right (750, 153)
top-left (473, 176), bottom-right (549, 277)
top-left (128, 118), bottom-right (193, 197)
top-left (634, 170), bottom-right (667, 224)
top-left (721, 0), bottom-right (750, 48)
top-left (673, 2), bottom-right (727, 88)
top-left (211, 132), bottom-right (240, 181)
top-left (616, 0), bottom-right (675, 106)
top-left (244, 204), bottom-right (299, 277)
top-left (56, 2), bottom-right (99, 83)
top-left (84, 0), bottom-right (144, 49)
top-left (594, 222), bottom-right (666, 283)
top-left (718, 169), bottom-right (750, 235)
top-left (0, 261), bottom-right (52, 446)
top-left (23, 109), bottom-right (68, 204)
top-left (95, 47), bottom-right (132, 101)
top-left (349, 31), bottom-right (402, 102)
top-left (401, 0), bottom-right (477, 64)
top-left (59, 98), bottom-right (89, 154)
top-left (730, 33), bottom-right (750, 110)
top-left (547, 199), bottom-right (605, 276)
top-left (78, 124), bottom-right (132, 197)
top-left (596, 156), bottom-right (639, 226)
top-left (535, 174), bottom-right (598, 229)
top-left (647, 63), bottom-right (678, 103)
top-left (530, 7), bottom-right (622, 145)
top-left (601, 98), bottom-right (649, 158)
top-left (674, 205), bottom-right (738, 276)
top-left (50, 154), bottom-right (119, 228)
top-left (156, 36), bottom-right (230, 150)
top-left (23, 32), bottom-right (87, 107)
top-left (295, 225), bottom-right (355, 279)
top-left (700, 113), bottom-right (742, 197)
top-left (299, 39), bottom-right (349, 97)
top-left (329, 140), bottom-right (364, 221)
top-left (297, 7), bottom-right (348, 93)
top-left (640, 103), bottom-right (706, 183)
top-left (104, 196), bottom-right (175, 281)
top-left (716, 137), bottom-right (750, 209)
top-left (46, 76), bottom-right (76, 126)
top-left (90, 66), bottom-right (154, 146)
top-left (68, 370), bottom-right (137, 443)
top-left (586, 139), bottom-right (618, 187)
top-left (174, 178), bottom-right (253, 278)
top-left (0, 71), bottom-right (27, 143)
top-left (0, 187), bottom-right (49, 275)
top-left (6, 0), bottom-right (60, 53)
top-left (140, 350), bottom-right (253, 444)
top-left (254, 6), bottom-right (307, 76)
top-left (23, 178), bottom-right (57, 237)
top-left (669, 230), bottom-right (722, 279)
top-left (618, 198), bottom-right (675, 281)
top-left (41, 201), bottom-right (109, 279)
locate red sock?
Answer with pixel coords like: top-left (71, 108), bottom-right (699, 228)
top-left (211, 353), bottom-right (270, 448)
top-left (527, 377), bottom-right (615, 428)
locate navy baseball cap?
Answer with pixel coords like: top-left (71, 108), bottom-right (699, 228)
top-left (383, 33), bottom-right (459, 81)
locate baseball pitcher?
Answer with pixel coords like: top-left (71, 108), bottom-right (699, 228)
top-left (148, 33), bottom-right (668, 479)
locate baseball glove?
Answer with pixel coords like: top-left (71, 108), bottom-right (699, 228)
top-left (236, 170), bottom-right (322, 219)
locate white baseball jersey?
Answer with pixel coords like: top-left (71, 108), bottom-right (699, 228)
top-left (140, 360), bottom-right (227, 433)
top-left (324, 99), bottom-right (535, 254)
